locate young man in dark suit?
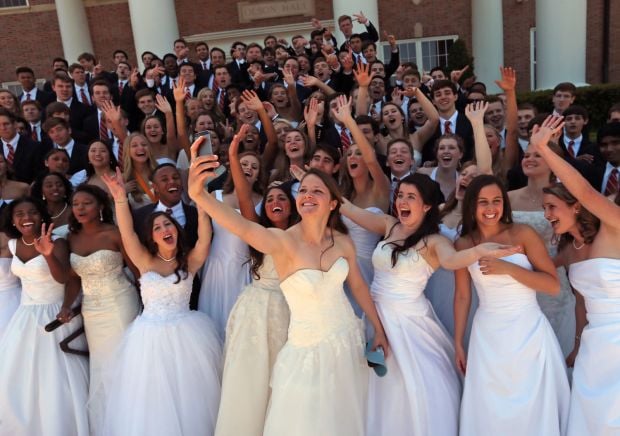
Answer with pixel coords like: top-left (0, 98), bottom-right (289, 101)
top-left (337, 12), bottom-right (379, 52)
top-left (226, 41), bottom-right (249, 87)
top-left (43, 117), bottom-right (88, 175)
top-left (16, 67), bottom-right (54, 108)
top-left (52, 73), bottom-right (91, 143)
top-left (83, 80), bottom-right (115, 144)
top-left (559, 105), bottom-right (604, 167)
top-left (0, 108), bottom-right (48, 184)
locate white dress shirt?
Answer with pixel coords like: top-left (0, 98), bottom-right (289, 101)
top-left (155, 201), bottom-right (186, 227)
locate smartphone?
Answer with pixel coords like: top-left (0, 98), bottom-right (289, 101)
top-left (195, 130), bottom-right (226, 180)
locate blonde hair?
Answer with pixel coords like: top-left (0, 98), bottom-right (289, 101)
top-left (122, 132), bottom-right (158, 203)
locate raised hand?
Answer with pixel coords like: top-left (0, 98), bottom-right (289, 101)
top-left (281, 67), bottom-right (295, 87)
top-left (241, 89), bottom-right (263, 112)
top-left (494, 66), bottom-right (516, 92)
top-left (390, 88), bottom-right (403, 106)
top-left (229, 124), bottom-right (250, 158)
top-left (529, 115), bottom-right (565, 151)
top-left (172, 75), bottom-right (187, 102)
top-left (450, 65), bottom-right (469, 84)
top-left (219, 119), bottom-right (234, 139)
top-left (33, 222), bottom-right (55, 257)
top-left (402, 87), bottom-right (419, 99)
top-left (155, 94), bottom-right (172, 113)
top-left (129, 67), bottom-right (141, 89)
top-left (341, 48), bottom-right (354, 72)
top-left (321, 45), bottom-right (335, 56)
top-left (465, 100), bottom-right (489, 124)
top-left (353, 61), bottom-right (372, 87)
top-left (303, 97), bottom-right (320, 126)
top-left (301, 75), bottom-right (321, 88)
top-left (289, 164), bottom-right (307, 181)
top-left (101, 167), bottom-right (127, 201)
top-left (332, 94), bottom-right (353, 124)
top-left (262, 101), bottom-right (277, 119)
top-left (353, 11), bottom-right (368, 25)
top-left (100, 100), bottom-right (121, 123)
top-left (311, 17), bottom-right (322, 30)
top-left (383, 30), bottom-right (397, 48)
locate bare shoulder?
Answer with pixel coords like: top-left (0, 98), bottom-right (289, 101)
top-left (416, 166), bottom-right (433, 175)
top-left (455, 235), bottom-right (474, 250)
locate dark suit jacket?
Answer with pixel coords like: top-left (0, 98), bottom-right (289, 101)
top-left (9, 135), bottom-right (49, 183)
top-left (423, 112), bottom-right (475, 163)
top-left (19, 89), bottom-right (54, 108)
top-left (338, 22), bottom-right (380, 52)
top-left (65, 142), bottom-right (89, 175)
top-left (83, 111), bottom-right (107, 144)
top-left (558, 135), bottom-right (604, 168)
top-left (67, 99), bottom-right (91, 143)
top-left (226, 60), bottom-right (251, 89)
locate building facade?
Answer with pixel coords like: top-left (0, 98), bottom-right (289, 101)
top-left (0, 0), bottom-right (617, 92)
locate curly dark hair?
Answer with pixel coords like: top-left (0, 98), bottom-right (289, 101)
top-left (384, 173), bottom-right (440, 267)
top-left (142, 211), bottom-right (189, 284)
top-left (542, 183), bottom-right (600, 251)
top-left (31, 172), bottom-right (73, 205)
top-left (250, 183), bottom-right (300, 279)
top-left (68, 184), bottom-right (114, 233)
top-left (0, 196), bottom-right (51, 238)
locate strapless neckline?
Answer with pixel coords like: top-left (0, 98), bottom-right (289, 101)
top-left (281, 256), bottom-right (347, 284)
top-left (70, 248), bottom-right (120, 258)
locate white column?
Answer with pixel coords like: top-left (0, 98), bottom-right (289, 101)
top-left (536, 0), bottom-right (587, 89)
top-left (128, 0), bottom-right (179, 61)
top-left (332, 0), bottom-right (379, 49)
top-left (471, 0), bottom-right (504, 94)
top-left (55, 0), bottom-right (94, 62)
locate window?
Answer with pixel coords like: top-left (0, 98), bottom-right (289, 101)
top-left (382, 36), bottom-right (457, 72)
top-left (0, 0), bottom-right (28, 7)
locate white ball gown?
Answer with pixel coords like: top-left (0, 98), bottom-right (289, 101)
top-left (513, 210), bottom-right (576, 356)
top-left (367, 242), bottom-right (461, 435)
top-left (0, 239), bottom-right (89, 436)
top-left (215, 254), bottom-right (289, 436)
top-left (0, 257), bottom-right (20, 339)
top-left (103, 271), bottom-right (222, 436)
top-left (342, 206), bottom-right (382, 317)
top-left (567, 258), bottom-right (620, 435)
top-left (199, 190), bottom-right (258, 339)
top-left (460, 253), bottom-right (570, 436)
top-left (262, 257), bottom-right (368, 436)
top-left (70, 249), bottom-right (140, 433)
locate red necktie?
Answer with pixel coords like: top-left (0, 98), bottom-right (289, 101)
top-left (605, 168), bottom-right (619, 196)
top-left (218, 90), bottom-right (225, 111)
top-left (118, 82), bottom-right (124, 95)
top-left (117, 138), bottom-right (124, 164)
top-left (444, 120), bottom-right (453, 134)
top-left (31, 125), bottom-right (38, 142)
top-left (80, 88), bottom-right (90, 106)
top-left (99, 116), bottom-right (109, 141)
top-left (4, 142), bottom-right (15, 166)
top-left (390, 177), bottom-right (399, 217)
top-left (185, 87), bottom-right (192, 101)
top-left (567, 140), bottom-right (576, 158)
top-left (340, 128), bottom-right (351, 150)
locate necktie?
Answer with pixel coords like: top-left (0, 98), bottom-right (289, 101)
top-left (340, 128), bottom-right (351, 150)
top-left (567, 140), bottom-right (576, 158)
top-left (202, 61), bottom-right (208, 70)
top-left (4, 142), bottom-right (15, 166)
top-left (390, 177), bottom-right (399, 217)
top-left (444, 120), bottom-right (453, 134)
top-left (31, 125), bottom-right (38, 142)
top-left (25, 93), bottom-right (31, 101)
top-left (80, 88), bottom-right (90, 106)
top-left (218, 90), bottom-right (225, 111)
top-left (165, 208), bottom-right (173, 216)
top-left (185, 87), bottom-right (192, 101)
top-left (99, 116), bottom-right (109, 141)
top-left (605, 168), bottom-right (619, 196)
top-left (117, 138), bottom-right (124, 164)
top-left (118, 81), bottom-right (124, 95)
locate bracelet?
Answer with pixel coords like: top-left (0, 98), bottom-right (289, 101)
top-left (114, 199), bottom-right (128, 204)
top-left (575, 334), bottom-right (581, 341)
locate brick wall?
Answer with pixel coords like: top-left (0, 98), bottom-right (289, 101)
top-left (86, 2), bottom-right (137, 71)
top-left (503, 0), bottom-right (535, 92)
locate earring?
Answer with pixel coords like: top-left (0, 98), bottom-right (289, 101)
top-left (99, 210), bottom-right (104, 221)
top-left (42, 195), bottom-right (46, 201)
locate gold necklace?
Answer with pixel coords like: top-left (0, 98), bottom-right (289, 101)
top-left (157, 253), bottom-right (176, 262)
top-left (21, 237), bottom-right (36, 246)
top-left (572, 239), bottom-right (585, 250)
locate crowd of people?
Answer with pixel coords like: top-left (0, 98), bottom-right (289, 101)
top-left (0, 10), bottom-right (619, 436)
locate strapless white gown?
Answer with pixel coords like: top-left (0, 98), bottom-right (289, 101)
top-left (199, 190), bottom-right (260, 339)
top-left (0, 240), bottom-right (89, 436)
top-left (0, 257), bottom-right (20, 340)
top-left (342, 206), bottom-right (382, 317)
top-left (103, 272), bottom-right (222, 436)
top-left (367, 243), bottom-right (461, 436)
top-left (424, 223), bottom-right (478, 348)
top-left (567, 258), bottom-right (620, 435)
top-left (263, 257), bottom-right (368, 436)
top-left (70, 249), bottom-right (140, 434)
top-left (215, 255), bottom-right (289, 436)
top-left (460, 254), bottom-right (570, 436)
top-left (513, 210), bottom-right (576, 356)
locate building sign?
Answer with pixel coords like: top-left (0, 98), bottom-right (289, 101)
top-left (237, 0), bottom-right (315, 23)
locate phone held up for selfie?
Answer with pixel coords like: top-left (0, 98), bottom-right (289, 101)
top-left (195, 130), bottom-right (226, 182)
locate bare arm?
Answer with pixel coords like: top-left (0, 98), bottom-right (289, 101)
top-left (155, 94), bottom-right (180, 155)
top-left (229, 125), bottom-right (260, 222)
top-left (531, 116), bottom-right (620, 230)
top-left (407, 87), bottom-right (439, 148)
top-left (566, 288), bottom-right (587, 366)
top-left (241, 90), bottom-right (278, 163)
top-left (453, 264), bottom-right (471, 375)
top-left (282, 69), bottom-right (302, 121)
top-left (340, 198), bottom-right (394, 235)
top-left (173, 76), bottom-right (192, 159)
top-left (34, 223), bottom-right (69, 284)
top-left (465, 101), bottom-right (493, 174)
top-left (496, 67), bottom-right (520, 174)
top-left (432, 234), bottom-right (521, 270)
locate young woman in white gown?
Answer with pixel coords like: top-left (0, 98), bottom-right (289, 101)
top-left (215, 125), bottom-right (296, 436)
top-left (454, 174), bottom-right (570, 436)
top-left (0, 197), bottom-right (89, 436)
top-left (65, 184), bottom-right (140, 434)
top-left (0, 231), bottom-right (20, 339)
top-left (533, 117), bottom-right (620, 435)
top-left (341, 172), bottom-right (519, 436)
top-left (189, 135), bottom-right (389, 436)
top-left (100, 168), bottom-right (222, 436)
